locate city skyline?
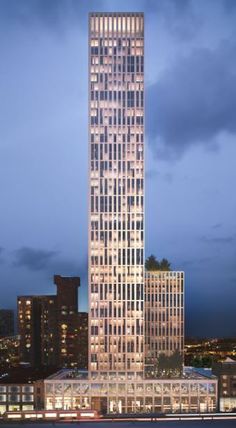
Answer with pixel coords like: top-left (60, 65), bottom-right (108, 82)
top-left (0, 0), bottom-right (236, 338)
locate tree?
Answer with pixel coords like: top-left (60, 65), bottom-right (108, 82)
top-left (157, 353), bottom-right (169, 376)
top-left (160, 258), bottom-right (171, 271)
top-left (154, 352), bottom-right (183, 378)
top-left (169, 351), bottom-right (183, 376)
top-left (145, 255), bottom-right (171, 271)
top-left (145, 255), bottom-right (160, 271)
top-left (190, 355), bottom-right (213, 368)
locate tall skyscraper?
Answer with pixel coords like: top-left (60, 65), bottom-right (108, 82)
top-left (44, 13), bottom-right (217, 415)
top-left (89, 13), bottom-right (144, 379)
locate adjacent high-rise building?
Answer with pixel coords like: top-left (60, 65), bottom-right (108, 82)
top-left (145, 271), bottom-right (184, 374)
top-left (54, 275), bottom-right (81, 368)
top-left (89, 12), bottom-right (144, 379)
top-left (17, 276), bottom-right (88, 369)
top-left (18, 295), bottom-right (57, 367)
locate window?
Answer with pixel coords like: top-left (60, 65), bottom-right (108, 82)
top-left (23, 394), bottom-right (34, 402)
top-left (22, 386), bottom-right (34, 393)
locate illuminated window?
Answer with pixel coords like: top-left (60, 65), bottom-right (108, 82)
top-left (109, 17), bottom-right (112, 32)
top-left (131, 17), bottom-right (135, 33)
top-left (100, 16), bottom-right (103, 32)
top-left (118, 17), bottom-right (121, 32)
top-left (95, 17), bottom-right (99, 33)
top-left (91, 17), bottom-right (94, 33)
top-left (61, 324), bottom-right (68, 330)
top-left (122, 16), bottom-right (126, 32)
top-left (104, 16), bottom-right (108, 32)
top-left (127, 17), bottom-right (130, 32)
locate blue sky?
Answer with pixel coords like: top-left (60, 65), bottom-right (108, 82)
top-left (0, 0), bottom-right (236, 337)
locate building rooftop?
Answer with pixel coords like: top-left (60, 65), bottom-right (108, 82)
top-left (223, 357), bottom-right (236, 364)
top-left (184, 367), bottom-right (217, 379)
top-left (46, 369), bottom-right (88, 381)
top-left (17, 295), bottom-right (55, 299)
top-left (89, 12), bottom-right (144, 16)
top-left (47, 367), bottom-right (216, 382)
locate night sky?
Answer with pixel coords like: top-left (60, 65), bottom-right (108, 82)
top-left (0, 0), bottom-right (236, 337)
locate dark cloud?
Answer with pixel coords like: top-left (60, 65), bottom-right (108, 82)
top-left (0, 0), bottom-right (105, 29)
top-left (212, 223), bottom-right (223, 229)
top-left (146, 169), bottom-right (173, 183)
top-left (147, 41), bottom-right (236, 159)
top-left (143, 0), bottom-right (191, 10)
top-left (0, 0), bottom-right (65, 28)
top-left (181, 256), bottom-right (213, 267)
top-left (222, 0), bottom-right (236, 12)
top-left (148, 0), bottom-right (202, 41)
top-left (146, 169), bottom-right (160, 180)
top-left (200, 235), bottom-right (235, 244)
top-left (0, 0), bottom-right (202, 37)
top-left (13, 247), bottom-right (59, 271)
top-left (0, 247), bottom-right (4, 264)
top-left (12, 246), bottom-right (86, 279)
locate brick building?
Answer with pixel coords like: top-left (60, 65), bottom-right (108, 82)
top-left (0, 367), bottom-right (55, 415)
top-left (212, 357), bottom-right (236, 412)
top-left (17, 276), bottom-right (88, 369)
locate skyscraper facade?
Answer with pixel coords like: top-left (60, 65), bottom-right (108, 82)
top-left (44, 13), bottom-right (217, 415)
top-left (145, 271), bottom-right (184, 374)
top-left (89, 13), bottom-right (144, 379)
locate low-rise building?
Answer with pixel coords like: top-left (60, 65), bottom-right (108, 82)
top-left (0, 367), bottom-right (57, 415)
top-left (44, 367), bottom-right (217, 414)
top-left (212, 357), bottom-right (236, 412)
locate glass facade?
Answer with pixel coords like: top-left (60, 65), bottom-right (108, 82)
top-left (145, 271), bottom-right (184, 363)
top-left (89, 13), bottom-right (144, 378)
top-left (44, 377), bottom-right (217, 414)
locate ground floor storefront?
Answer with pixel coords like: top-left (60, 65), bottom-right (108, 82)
top-left (45, 376), bottom-right (217, 414)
